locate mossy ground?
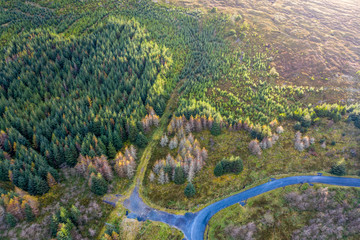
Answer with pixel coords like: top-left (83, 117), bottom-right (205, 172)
top-left (136, 220), bottom-right (183, 240)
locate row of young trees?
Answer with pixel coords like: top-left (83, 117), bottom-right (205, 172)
top-left (74, 145), bottom-right (137, 195)
top-left (214, 156), bottom-right (244, 176)
top-left (0, 0), bottom-right (118, 56)
top-left (0, 17), bottom-right (171, 195)
top-left (166, 113), bottom-right (281, 139)
top-left (166, 113), bottom-right (287, 157)
top-left (150, 131), bottom-right (208, 185)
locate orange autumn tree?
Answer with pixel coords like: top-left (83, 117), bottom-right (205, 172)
top-left (47, 172), bottom-right (57, 188)
top-left (1, 189), bottom-right (39, 222)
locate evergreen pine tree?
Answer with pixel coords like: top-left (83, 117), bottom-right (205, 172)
top-left (25, 203), bottom-right (35, 222)
top-left (174, 166), bottom-right (185, 185)
top-left (154, 102), bottom-right (164, 116)
top-left (214, 162), bottom-right (224, 176)
top-left (12, 169), bottom-right (20, 186)
top-left (52, 145), bottom-right (61, 168)
top-left (184, 182), bottom-right (196, 198)
top-left (27, 176), bottom-right (36, 195)
top-left (330, 164), bottom-right (346, 176)
top-left (107, 142), bottom-right (116, 159)
top-left (69, 205), bottom-right (80, 225)
top-left (65, 144), bottom-right (78, 167)
top-left (129, 120), bottom-right (138, 142)
top-left (136, 132), bottom-right (148, 148)
top-left (65, 146), bottom-right (72, 166)
top-left (17, 175), bottom-right (27, 190)
top-left (0, 162), bottom-right (9, 181)
top-left (81, 141), bottom-right (89, 156)
top-left (113, 133), bottom-right (123, 151)
top-left (90, 174), bottom-right (108, 195)
top-left (97, 139), bottom-right (107, 155)
top-left (45, 150), bottom-right (54, 167)
top-left (88, 149), bottom-right (96, 157)
top-left (35, 177), bottom-right (49, 195)
top-left (232, 158), bottom-right (243, 174)
top-left (6, 213), bottom-right (17, 228)
top-left (93, 120), bottom-right (101, 136)
top-left (50, 214), bottom-right (59, 237)
top-left (164, 165), bottom-right (173, 180)
top-left (210, 121), bottom-right (221, 136)
top-left (3, 139), bottom-right (11, 152)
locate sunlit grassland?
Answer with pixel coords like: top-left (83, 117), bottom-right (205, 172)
top-left (143, 119), bottom-right (360, 210)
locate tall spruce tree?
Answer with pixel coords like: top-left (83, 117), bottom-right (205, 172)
top-left (214, 162), bottom-right (224, 176)
top-left (6, 213), bottom-right (17, 228)
top-left (65, 144), bottom-right (78, 167)
top-left (90, 174), bottom-right (108, 195)
top-left (136, 132), bottom-right (148, 148)
top-left (174, 167), bottom-right (185, 185)
top-left (129, 121), bottom-right (138, 142)
top-left (25, 204), bottom-right (35, 222)
top-left (211, 121), bottom-right (221, 136)
top-left (232, 158), bottom-right (243, 174)
top-left (107, 142), bottom-right (116, 159)
top-left (113, 133), bottom-right (123, 151)
top-left (330, 163), bottom-right (346, 176)
top-left (184, 182), bottom-right (196, 198)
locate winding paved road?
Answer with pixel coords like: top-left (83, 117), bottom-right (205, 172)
top-left (123, 176), bottom-right (360, 239)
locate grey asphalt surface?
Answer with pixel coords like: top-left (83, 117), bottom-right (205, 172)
top-left (123, 176), bottom-right (360, 239)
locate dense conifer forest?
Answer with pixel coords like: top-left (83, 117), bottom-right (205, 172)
top-left (0, 17), bottom-right (172, 196)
